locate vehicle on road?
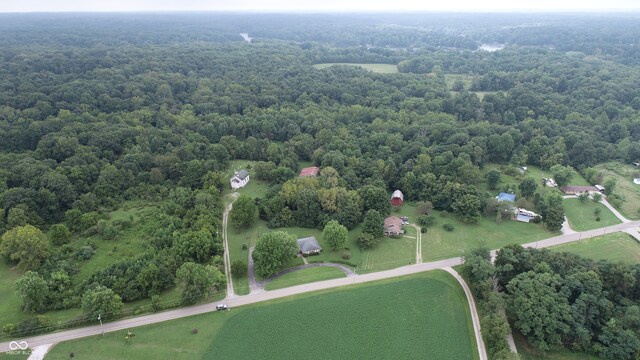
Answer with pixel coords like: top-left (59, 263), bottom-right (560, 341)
top-left (216, 304), bottom-right (228, 311)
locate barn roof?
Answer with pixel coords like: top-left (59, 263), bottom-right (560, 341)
top-left (299, 167), bottom-right (320, 177)
top-left (391, 190), bottom-right (404, 200)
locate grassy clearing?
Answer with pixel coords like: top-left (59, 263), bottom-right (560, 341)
top-left (595, 161), bottom-right (640, 220)
top-left (264, 266), bottom-right (346, 291)
top-left (514, 331), bottom-right (600, 360)
top-left (563, 198), bottom-right (621, 231)
top-left (444, 74), bottom-right (475, 90)
top-left (313, 63), bottom-right (398, 73)
top-left (422, 211), bottom-right (559, 262)
top-left (550, 232), bottom-right (640, 264)
top-left (223, 159), bottom-right (271, 200)
top-left (46, 270), bottom-right (478, 360)
top-left (0, 201), bottom-right (160, 331)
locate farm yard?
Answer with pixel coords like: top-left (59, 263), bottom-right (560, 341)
top-left (313, 63), bottom-right (398, 73)
top-left (422, 210), bottom-right (559, 262)
top-left (550, 232), bottom-right (640, 264)
top-left (45, 270), bottom-right (479, 360)
top-left (563, 198), bottom-right (621, 231)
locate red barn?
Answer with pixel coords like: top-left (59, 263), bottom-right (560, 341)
top-left (299, 166), bottom-right (320, 177)
top-left (390, 190), bottom-right (404, 207)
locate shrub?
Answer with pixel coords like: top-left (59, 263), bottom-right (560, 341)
top-left (531, 216), bottom-right (542, 224)
top-left (76, 245), bottom-right (95, 260)
top-left (440, 210), bottom-right (449, 218)
top-left (151, 295), bottom-right (161, 312)
top-left (596, 217), bottom-right (601, 222)
top-left (191, 328), bottom-right (199, 334)
top-left (420, 227), bottom-right (427, 233)
top-left (242, 243), bottom-right (248, 251)
top-left (357, 233), bottom-right (380, 249)
top-left (594, 208), bottom-right (602, 216)
top-left (341, 250), bottom-right (351, 260)
top-left (443, 224), bottom-right (455, 232)
top-left (69, 353), bottom-right (75, 358)
top-left (16, 315), bottom-right (54, 336)
top-left (2, 323), bottom-right (17, 335)
top-left (50, 224), bottom-right (71, 246)
top-left (418, 215), bottom-right (436, 227)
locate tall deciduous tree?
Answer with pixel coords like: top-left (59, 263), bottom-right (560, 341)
top-left (452, 194), bottom-right (481, 224)
top-left (16, 271), bottom-right (49, 313)
top-left (176, 262), bottom-right (226, 305)
top-left (253, 231), bottom-right (297, 278)
top-left (486, 169), bottom-right (502, 190)
top-left (173, 229), bottom-right (217, 263)
top-left (0, 225), bottom-right (49, 271)
top-left (507, 264), bottom-right (571, 352)
top-left (550, 164), bottom-right (574, 187)
top-left (362, 209), bottom-right (384, 239)
top-left (230, 195), bottom-right (257, 229)
top-left (81, 285), bottom-right (123, 320)
top-left (322, 220), bottom-right (348, 251)
top-left (519, 177), bottom-right (538, 199)
top-left (358, 185), bottom-right (391, 216)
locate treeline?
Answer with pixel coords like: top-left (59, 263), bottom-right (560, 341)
top-left (464, 245), bottom-right (640, 359)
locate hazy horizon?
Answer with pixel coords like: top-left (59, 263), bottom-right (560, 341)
top-left (2, 0), bottom-right (640, 13)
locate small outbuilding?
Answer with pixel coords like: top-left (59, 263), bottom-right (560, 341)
top-left (560, 186), bottom-right (599, 195)
top-left (230, 170), bottom-right (250, 189)
top-left (384, 216), bottom-right (405, 236)
top-left (594, 184), bottom-right (605, 193)
top-left (297, 236), bottom-right (322, 256)
top-left (390, 190), bottom-right (404, 207)
top-left (299, 166), bottom-right (320, 177)
top-left (496, 192), bottom-right (516, 203)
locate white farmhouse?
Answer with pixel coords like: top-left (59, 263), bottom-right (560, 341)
top-left (230, 170), bottom-right (250, 189)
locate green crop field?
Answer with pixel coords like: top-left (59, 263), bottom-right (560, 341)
top-left (313, 63), bottom-right (398, 73)
top-left (595, 162), bottom-right (640, 220)
top-left (563, 198), bottom-right (621, 231)
top-left (46, 270), bottom-right (479, 360)
top-left (264, 266), bottom-right (346, 290)
top-left (422, 211), bottom-right (559, 262)
top-left (550, 232), bottom-right (640, 264)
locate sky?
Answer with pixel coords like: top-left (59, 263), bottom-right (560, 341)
top-left (1, 0), bottom-right (639, 12)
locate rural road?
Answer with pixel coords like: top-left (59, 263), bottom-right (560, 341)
top-left (2, 219), bottom-right (640, 354)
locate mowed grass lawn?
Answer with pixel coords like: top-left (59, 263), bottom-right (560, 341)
top-left (563, 198), bottom-right (621, 231)
top-left (550, 232), bottom-right (640, 264)
top-left (46, 270), bottom-right (479, 360)
top-left (596, 161), bottom-right (640, 220)
top-left (313, 63), bottom-right (398, 73)
top-left (423, 211), bottom-right (559, 262)
top-left (264, 266), bottom-right (346, 291)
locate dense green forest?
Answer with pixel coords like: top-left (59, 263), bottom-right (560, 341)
top-left (0, 13), bottom-right (639, 358)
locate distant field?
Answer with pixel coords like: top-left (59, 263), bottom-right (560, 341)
top-left (479, 163), bottom-right (589, 196)
top-left (550, 232), bottom-right (640, 264)
top-left (264, 266), bottom-right (346, 290)
top-left (596, 162), bottom-right (640, 220)
top-left (313, 63), bottom-right (398, 73)
top-left (563, 198), bottom-right (621, 231)
top-left (46, 271), bottom-right (479, 360)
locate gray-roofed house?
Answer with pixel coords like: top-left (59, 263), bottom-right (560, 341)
top-left (297, 236), bottom-right (322, 256)
top-left (230, 170), bottom-right (250, 189)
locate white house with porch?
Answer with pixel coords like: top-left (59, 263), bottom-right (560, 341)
top-left (230, 170), bottom-right (250, 189)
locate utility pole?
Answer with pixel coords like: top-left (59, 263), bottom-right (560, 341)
top-left (98, 314), bottom-right (103, 336)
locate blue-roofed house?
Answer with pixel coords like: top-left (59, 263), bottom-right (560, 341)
top-left (496, 192), bottom-right (516, 203)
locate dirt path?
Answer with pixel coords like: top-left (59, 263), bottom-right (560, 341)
top-left (222, 193), bottom-right (239, 298)
top-left (4, 220), bottom-right (640, 353)
top-left (443, 267), bottom-right (488, 360)
top-left (247, 246), bottom-right (263, 294)
top-left (408, 224), bottom-right (422, 264)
